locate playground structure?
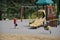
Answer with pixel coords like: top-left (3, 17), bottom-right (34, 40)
top-left (36, 0), bottom-right (60, 27)
top-left (20, 0), bottom-right (60, 28)
top-left (37, 0), bottom-right (59, 27)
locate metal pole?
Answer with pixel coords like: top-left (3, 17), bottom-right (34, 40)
top-left (0, 11), bottom-right (2, 20)
top-left (46, 5), bottom-right (48, 20)
top-left (37, 5), bottom-right (38, 17)
top-left (56, 0), bottom-right (59, 27)
top-left (20, 6), bottom-right (23, 22)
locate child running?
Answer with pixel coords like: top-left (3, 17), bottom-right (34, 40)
top-left (14, 17), bottom-right (17, 29)
top-left (44, 25), bottom-right (51, 34)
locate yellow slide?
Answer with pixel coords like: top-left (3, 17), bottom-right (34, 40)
top-left (29, 10), bottom-right (46, 28)
top-left (30, 17), bottom-right (46, 28)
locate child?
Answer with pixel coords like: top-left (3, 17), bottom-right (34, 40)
top-left (14, 17), bottom-right (17, 29)
top-left (44, 25), bottom-right (51, 34)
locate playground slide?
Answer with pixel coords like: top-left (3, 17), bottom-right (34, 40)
top-left (30, 17), bottom-right (46, 27)
top-left (29, 17), bottom-right (42, 25)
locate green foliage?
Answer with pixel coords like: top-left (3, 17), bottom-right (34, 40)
top-left (31, 12), bottom-right (37, 19)
top-left (0, 0), bottom-right (37, 19)
top-left (0, 0), bottom-right (58, 19)
top-left (54, 0), bottom-right (58, 3)
top-left (1, 0), bottom-right (21, 19)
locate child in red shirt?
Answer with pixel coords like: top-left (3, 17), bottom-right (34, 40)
top-left (14, 17), bottom-right (17, 29)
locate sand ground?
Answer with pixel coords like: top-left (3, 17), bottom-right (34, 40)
top-left (0, 33), bottom-right (60, 40)
top-left (0, 20), bottom-right (60, 40)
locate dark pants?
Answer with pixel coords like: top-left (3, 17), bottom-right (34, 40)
top-left (14, 23), bottom-right (17, 26)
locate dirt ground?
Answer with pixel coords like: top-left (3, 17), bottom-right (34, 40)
top-left (0, 33), bottom-right (60, 40)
